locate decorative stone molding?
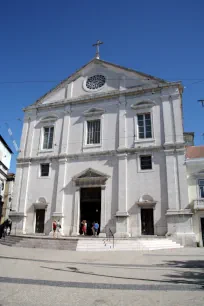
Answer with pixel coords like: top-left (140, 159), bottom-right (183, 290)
top-left (170, 93), bottom-right (181, 100)
top-left (83, 107), bottom-right (105, 117)
top-left (131, 99), bottom-right (155, 110)
top-left (9, 212), bottom-right (26, 217)
top-left (25, 82), bottom-right (182, 111)
top-left (38, 115), bottom-right (59, 123)
top-left (52, 212), bottom-right (64, 218)
top-left (72, 168), bottom-right (109, 187)
top-left (116, 211), bottom-right (129, 217)
top-left (166, 209), bottom-right (193, 216)
top-left (164, 149), bottom-right (175, 156)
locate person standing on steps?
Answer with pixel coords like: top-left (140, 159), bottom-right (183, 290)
top-left (81, 220), bottom-right (87, 235)
top-left (92, 222), bottom-right (95, 236)
top-left (56, 220), bottom-right (61, 238)
top-left (94, 221), bottom-right (99, 236)
top-left (53, 220), bottom-right (57, 238)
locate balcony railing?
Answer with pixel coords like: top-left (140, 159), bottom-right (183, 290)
top-left (194, 199), bottom-right (204, 210)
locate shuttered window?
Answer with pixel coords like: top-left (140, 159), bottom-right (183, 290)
top-left (87, 120), bottom-right (101, 144)
top-left (43, 126), bottom-right (54, 149)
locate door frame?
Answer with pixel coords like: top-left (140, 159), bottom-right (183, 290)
top-left (139, 206), bottom-right (155, 236)
top-left (34, 209), bottom-right (45, 234)
top-left (79, 186), bottom-right (102, 235)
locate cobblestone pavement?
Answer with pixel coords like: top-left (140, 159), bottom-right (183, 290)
top-left (0, 245), bottom-right (204, 306)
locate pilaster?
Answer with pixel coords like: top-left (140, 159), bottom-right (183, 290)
top-left (118, 96), bottom-right (127, 149)
top-left (52, 158), bottom-right (67, 235)
top-left (60, 106), bottom-right (71, 155)
top-left (161, 95), bottom-right (174, 145)
top-left (71, 187), bottom-right (80, 236)
top-left (115, 153), bottom-right (130, 237)
top-left (171, 93), bottom-right (184, 144)
top-left (165, 149), bottom-right (179, 211)
top-left (99, 185), bottom-right (106, 237)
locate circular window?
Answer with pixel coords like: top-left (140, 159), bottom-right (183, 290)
top-left (85, 75), bottom-right (106, 90)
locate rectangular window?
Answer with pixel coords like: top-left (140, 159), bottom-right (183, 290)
top-left (87, 119), bottom-right (101, 144)
top-left (199, 180), bottom-right (204, 198)
top-left (40, 164), bottom-right (50, 177)
top-left (43, 126), bottom-right (54, 149)
top-left (137, 113), bottom-right (152, 139)
top-left (140, 155), bottom-right (152, 170)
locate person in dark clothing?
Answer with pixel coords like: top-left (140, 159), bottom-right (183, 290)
top-left (0, 219), bottom-right (12, 239)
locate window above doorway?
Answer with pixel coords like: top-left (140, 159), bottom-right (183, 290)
top-left (40, 164), bottom-right (50, 177)
top-left (140, 155), bottom-right (152, 170)
top-left (87, 119), bottom-right (101, 145)
top-left (83, 108), bottom-right (104, 150)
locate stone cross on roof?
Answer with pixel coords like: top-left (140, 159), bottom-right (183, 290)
top-left (92, 40), bottom-right (103, 59)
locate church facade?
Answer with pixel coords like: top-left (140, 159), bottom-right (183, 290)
top-left (10, 57), bottom-right (196, 245)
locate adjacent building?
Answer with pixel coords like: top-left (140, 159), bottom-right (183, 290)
top-left (2, 173), bottom-right (15, 222)
top-left (0, 135), bottom-right (13, 222)
top-left (10, 56), bottom-right (196, 245)
top-left (186, 146), bottom-right (204, 246)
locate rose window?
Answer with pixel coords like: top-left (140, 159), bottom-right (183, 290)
top-left (86, 75), bottom-right (106, 90)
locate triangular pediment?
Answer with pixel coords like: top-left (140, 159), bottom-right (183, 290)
top-left (73, 168), bottom-right (108, 180)
top-left (73, 168), bottom-right (109, 186)
top-left (29, 58), bottom-right (169, 107)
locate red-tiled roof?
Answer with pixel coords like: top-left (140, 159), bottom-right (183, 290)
top-left (186, 146), bottom-right (204, 159)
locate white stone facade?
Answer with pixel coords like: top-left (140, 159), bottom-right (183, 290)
top-left (10, 58), bottom-right (195, 245)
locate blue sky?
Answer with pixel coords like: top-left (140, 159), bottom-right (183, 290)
top-left (0, 0), bottom-right (204, 172)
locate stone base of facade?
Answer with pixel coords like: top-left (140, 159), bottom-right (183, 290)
top-left (166, 210), bottom-right (196, 246)
top-left (99, 233), bottom-right (107, 237)
top-left (115, 211), bottom-right (130, 238)
top-left (9, 211), bottom-right (26, 235)
top-left (169, 233), bottom-right (197, 247)
top-left (114, 232), bottom-right (131, 238)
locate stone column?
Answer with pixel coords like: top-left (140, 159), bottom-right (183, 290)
top-left (171, 93), bottom-right (184, 144)
top-left (161, 95), bottom-right (174, 145)
top-left (52, 158), bottom-right (67, 236)
top-left (99, 185), bottom-right (106, 237)
top-left (115, 153), bottom-right (130, 237)
top-left (118, 96), bottom-right (127, 149)
top-left (165, 149), bottom-right (196, 246)
top-left (71, 187), bottom-right (80, 236)
top-left (165, 149), bottom-right (179, 212)
top-left (60, 106), bottom-right (71, 155)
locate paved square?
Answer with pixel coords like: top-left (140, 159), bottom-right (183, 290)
top-left (0, 245), bottom-right (204, 305)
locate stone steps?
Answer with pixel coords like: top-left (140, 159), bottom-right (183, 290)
top-left (0, 235), bottom-right (183, 251)
top-left (0, 235), bottom-right (78, 250)
top-left (76, 238), bottom-right (183, 251)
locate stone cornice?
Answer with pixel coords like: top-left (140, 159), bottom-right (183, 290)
top-left (24, 82), bottom-right (181, 112)
top-left (16, 144), bottom-right (185, 164)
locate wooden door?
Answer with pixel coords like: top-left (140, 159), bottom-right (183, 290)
top-left (35, 209), bottom-right (45, 233)
top-left (141, 208), bottom-right (154, 235)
